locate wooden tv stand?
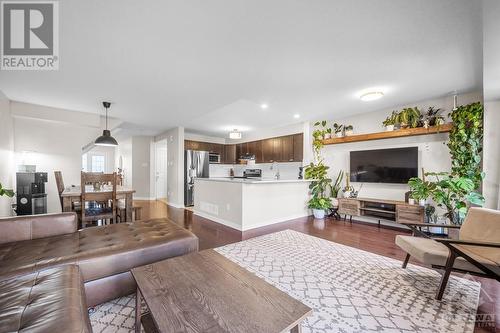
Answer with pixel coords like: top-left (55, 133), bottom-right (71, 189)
top-left (338, 197), bottom-right (424, 226)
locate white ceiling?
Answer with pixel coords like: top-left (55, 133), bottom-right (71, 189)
top-left (0, 0), bottom-right (483, 138)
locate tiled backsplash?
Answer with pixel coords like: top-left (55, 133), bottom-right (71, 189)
top-left (209, 162), bottom-right (303, 180)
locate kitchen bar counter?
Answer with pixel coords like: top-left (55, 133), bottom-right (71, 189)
top-left (194, 178), bottom-right (312, 231)
top-left (196, 177), bottom-right (312, 184)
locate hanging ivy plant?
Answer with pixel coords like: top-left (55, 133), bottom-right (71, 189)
top-left (447, 102), bottom-right (484, 189)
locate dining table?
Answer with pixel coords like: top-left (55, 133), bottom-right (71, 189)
top-left (61, 185), bottom-right (136, 222)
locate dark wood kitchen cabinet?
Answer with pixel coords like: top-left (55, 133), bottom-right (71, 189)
top-left (223, 144), bottom-right (237, 164)
top-left (186, 133), bottom-right (303, 164)
top-left (293, 133), bottom-right (303, 162)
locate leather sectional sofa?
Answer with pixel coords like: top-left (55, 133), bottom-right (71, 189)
top-left (0, 212), bottom-right (199, 332)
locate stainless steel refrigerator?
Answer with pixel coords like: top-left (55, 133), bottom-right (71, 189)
top-left (184, 150), bottom-right (210, 206)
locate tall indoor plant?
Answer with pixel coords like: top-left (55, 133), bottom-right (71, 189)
top-left (304, 160), bottom-right (332, 218)
top-left (447, 102), bottom-right (484, 189)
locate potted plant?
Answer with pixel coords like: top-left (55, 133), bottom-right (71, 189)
top-left (304, 161), bottom-right (332, 219)
top-left (409, 172), bottom-right (484, 225)
top-left (0, 183), bottom-right (14, 199)
top-left (312, 121), bottom-right (327, 156)
top-left (398, 107), bottom-right (421, 128)
top-left (328, 170), bottom-right (344, 206)
top-left (382, 111), bottom-right (398, 131)
top-left (424, 107), bottom-right (445, 127)
top-left (333, 123), bottom-right (344, 137)
top-left (323, 127), bottom-right (332, 139)
top-left (408, 177), bottom-right (431, 206)
top-left (344, 125), bottom-right (354, 136)
top-left (308, 196), bottom-right (331, 219)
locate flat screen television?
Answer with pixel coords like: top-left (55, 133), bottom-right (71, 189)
top-left (350, 147), bottom-right (418, 184)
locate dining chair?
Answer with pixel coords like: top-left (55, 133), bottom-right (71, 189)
top-left (80, 172), bottom-right (117, 228)
top-left (55, 171), bottom-right (81, 213)
top-left (54, 171), bottom-right (65, 210)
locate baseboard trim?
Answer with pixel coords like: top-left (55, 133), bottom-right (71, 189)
top-left (167, 202), bottom-right (185, 209)
top-left (193, 210), bottom-right (243, 231)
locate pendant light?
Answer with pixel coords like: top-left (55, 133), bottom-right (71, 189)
top-left (95, 101), bottom-right (118, 146)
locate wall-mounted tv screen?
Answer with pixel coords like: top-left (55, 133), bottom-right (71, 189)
top-left (350, 147), bottom-right (418, 184)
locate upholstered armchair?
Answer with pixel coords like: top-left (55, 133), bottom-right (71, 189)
top-left (395, 207), bottom-right (500, 300)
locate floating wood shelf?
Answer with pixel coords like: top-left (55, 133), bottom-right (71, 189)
top-left (323, 123), bottom-right (453, 145)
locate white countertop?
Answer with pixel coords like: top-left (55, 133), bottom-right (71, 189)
top-left (195, 177), bottom-right (313, 184)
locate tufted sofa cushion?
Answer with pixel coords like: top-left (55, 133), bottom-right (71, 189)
top-left (0, 218), bottom-right (199, 283)
top-left (0, 265), bottom-right (92, 333)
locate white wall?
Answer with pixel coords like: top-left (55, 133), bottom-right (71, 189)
top-left (483, 101), bottom-right (500, 209)
top-left (11, 102), bottom-right (103, 213)
top-left (482, 0), bottom-right (500, 209)
top-left (0, 94), bottom-right (14, 216)
top-left (131, 136), bottom-right (153, 199)
top-left (116, 138), bottom-right (132, 187)
top-left (155, 127), bottom-right (184, 207)
top-left (312, 92), bottom-right (482, 224)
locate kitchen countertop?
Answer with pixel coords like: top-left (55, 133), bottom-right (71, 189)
top-left (195, 177), bottom-right (313, 184)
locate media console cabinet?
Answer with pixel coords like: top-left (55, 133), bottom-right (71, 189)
top-left (338, 197), bottom-right (424, 226)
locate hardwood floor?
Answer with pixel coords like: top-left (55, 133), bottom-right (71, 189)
top-left (135, 200), bottom-right (498, 333)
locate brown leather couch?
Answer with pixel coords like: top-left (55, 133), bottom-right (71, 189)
top-left (0, 212), bottom-right (199, 306)
top-left (0, 265), bottom-right (92, 333)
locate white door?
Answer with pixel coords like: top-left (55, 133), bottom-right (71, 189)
top-left (155, 143), bottom-right (168, 200)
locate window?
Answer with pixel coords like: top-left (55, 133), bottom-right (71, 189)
top-left (82, 154), bottom-right (88, 172)
top-left (91, 155), bottom-right (105, 172)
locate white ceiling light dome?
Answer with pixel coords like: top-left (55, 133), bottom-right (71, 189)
top-left (229, 129), bottom-right (242, 139)
top-left (360, 91), bottom-right (384, 102)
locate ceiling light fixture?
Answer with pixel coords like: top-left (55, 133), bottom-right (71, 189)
top-left (360, 91), bottom-right (384, 101)
top-left (95, 101), bottom-right (118, 146)
top-left (229, 129), bottom-right (242, 140)
top-left (293, 114), bottom-right (300, 119)
top-left (260, 103), bottom-right (269, 109)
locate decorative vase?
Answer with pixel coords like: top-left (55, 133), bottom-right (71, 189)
top-left (323, 133), bottom-right (331, 139)
top-left (312, 209), bottom-right (325, 219)
top-left (408, 198), bottom-right (415, 205)
top-left (335, 132), bottom-right (343, 138)
top-left (345, 130), bottom-right (353, 136)
top-left (385, 125), bottom-right (395, 131)
top-left (437, 118), bottom-right (445, 126)
top-left (423, 120), bottom-right (430, 129)
top-left (343, 191), bottom-right (351, 198)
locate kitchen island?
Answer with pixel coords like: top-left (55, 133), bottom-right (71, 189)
top-left (193, 178), bottom-right (312, 231)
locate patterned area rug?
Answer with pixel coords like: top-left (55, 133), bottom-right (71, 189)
top-left (90, 230), bottom-right (480, 333)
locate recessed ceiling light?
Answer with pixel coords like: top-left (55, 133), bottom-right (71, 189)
top-left (229, 129), bottom-right (242, 139)
top-left (293, 114), bottom-right (300, 119)
top-left (360, 91), bottom-right (384, 102)
top-left (260, 103), bottom-right (269, 109)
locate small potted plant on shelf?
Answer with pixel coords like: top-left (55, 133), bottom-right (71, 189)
top-left (333, 123), bottom-right (344, 137)
top-left (323, 127), bottom-right (333, 139)
top-left (344, 125), bottom-right (354, 136)
top-left (398, 107), bottom-right (421, 129)
top-left (422, 107), bottom-right (445, 128)
top-left (383, 111), bottom-right (399, 131)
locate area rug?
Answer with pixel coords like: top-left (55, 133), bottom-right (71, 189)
top-left (90, 230), bottom-right (480, 333)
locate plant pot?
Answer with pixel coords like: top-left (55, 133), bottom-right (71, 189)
top-left (331, 198), bottom-right (339, 207)
top-left (400, 123), bottom-right (409, 129)
top-left (419, 199), bottom-right (426, 206)
top-left (335, 132), bottom-right (344, 138)
top-left (385, 125), bottom-right (395, 131)
top-left (323, 133), bottom-right (331, 139)
top-left (343, 191), bottom-right (351, 198)
top-left (408, 198), bottom-right (415, 205)
top-left (312, 209), bottom-right (325, 219)
top-left (345, 130), bottom-right (353, 136)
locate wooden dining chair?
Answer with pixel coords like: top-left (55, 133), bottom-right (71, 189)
top-left (80, 172), bottom-right (117, 228)
top-left (54, 171), bottom-right (65, 210)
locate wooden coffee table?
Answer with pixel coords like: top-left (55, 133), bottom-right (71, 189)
top-left (131, 249), bottom-right (312, 333)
